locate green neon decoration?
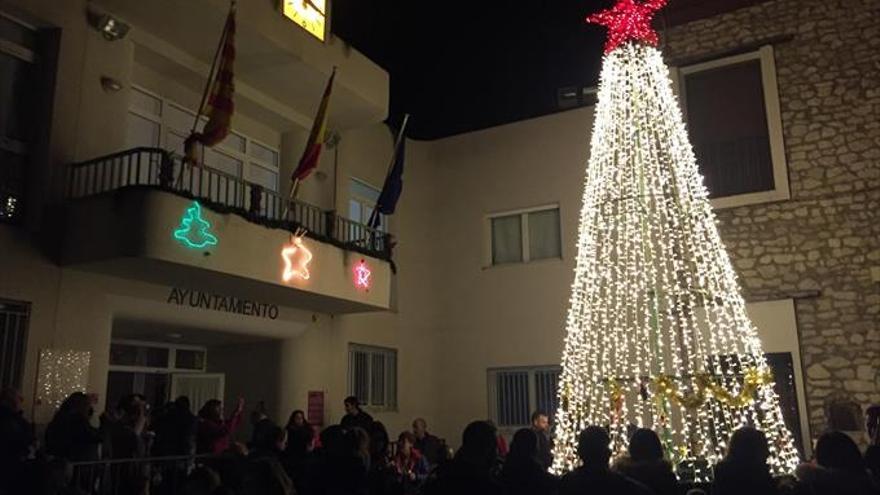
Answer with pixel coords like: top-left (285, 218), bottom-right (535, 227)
top-left (173, 201), bottom-right (218, 249)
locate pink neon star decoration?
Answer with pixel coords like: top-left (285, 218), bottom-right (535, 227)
top-left (586, 0), bottom-right (667, 54)
top-left (282, 235), bottom-right (313, 281)
top-left (354, 260), bottom-right (371, 290)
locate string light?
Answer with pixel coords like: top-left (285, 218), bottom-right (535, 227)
top-left (173, 201), bottom-right (218, 249)
top-left (36, 349), bottom-right (91, 412)
top-left (550, 35), bottom-right (799, 479)
top-left (282, 234), bottom-right (313, 281)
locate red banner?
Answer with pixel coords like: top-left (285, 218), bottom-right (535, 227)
top-left (307, 391), bottom-right (324, 427)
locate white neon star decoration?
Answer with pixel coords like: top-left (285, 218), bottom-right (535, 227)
top-left (282, 233), bottom-right (313, 282)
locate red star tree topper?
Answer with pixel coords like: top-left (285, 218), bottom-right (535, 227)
top-left (586, 0), bottom-right (667, 54)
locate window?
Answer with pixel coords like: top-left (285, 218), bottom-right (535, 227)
top-left (348, 178), bottom-right (385, 231)
top-left (348, 344), bottom-right (397, 410)
top-left (0, 13), bottom-right (38, 224)
top-left (678, 46), bottom-right (789, 208)
top-left (109, 340), bottom-right (206, 373)
top-left (488, 206), bottom-right (561, 265)
top-left (0, 299), bottom-right (29, 389)
top-left (126, 86), bottom-right (280, 192)
top-left (108, 340), bottom-right (208, 412)
top-left (488, 366), bottom-right (561, 428)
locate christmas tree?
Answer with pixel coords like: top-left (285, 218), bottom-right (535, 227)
top-left (550, 0), bottom-right (799, 479)
top-left (174, 201), bottom-right (218, 249)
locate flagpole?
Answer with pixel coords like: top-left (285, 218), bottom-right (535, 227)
top-left (177, 0), bottom-right (235, 188)
top-left (368, 113), bottom-right (409, 229)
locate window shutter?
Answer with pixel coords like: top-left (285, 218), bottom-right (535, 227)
top-left (496, 371), bottom-right (530, 427)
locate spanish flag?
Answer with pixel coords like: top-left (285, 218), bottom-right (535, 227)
top-left (292, 68), bottom-right (336, 181)
top-left (185, 5), bottom-right (236, 164)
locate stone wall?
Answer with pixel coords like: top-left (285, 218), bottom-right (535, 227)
top-left (663, 0), bottom-right (879, 443)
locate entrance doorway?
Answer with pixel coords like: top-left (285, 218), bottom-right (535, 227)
top-left (107, 340), bottom-right (215, 412)
top-left (108, 318), bottom-right (283, 433)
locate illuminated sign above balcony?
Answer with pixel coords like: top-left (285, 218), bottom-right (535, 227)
top-left (282, 0), bottom-right (327, 42)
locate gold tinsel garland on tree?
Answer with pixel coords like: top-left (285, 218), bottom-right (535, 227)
top-left (606, 367), bottom-right (775, 412)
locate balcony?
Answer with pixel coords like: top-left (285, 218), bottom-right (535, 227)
top-left (64, 148), bottom-right (392, 313)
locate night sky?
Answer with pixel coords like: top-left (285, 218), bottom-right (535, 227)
top-left (331, 0), bottom-right (616, 140)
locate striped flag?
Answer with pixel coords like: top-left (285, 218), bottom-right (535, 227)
top-left (185, 6), bottom-right (236, 164)
top-left (292, 68), bottom-right (336, 182)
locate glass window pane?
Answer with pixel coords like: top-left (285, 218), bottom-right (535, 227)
top-left (352, 351), bottom-right (369, 405)
top-left (528, 209), bottom-right (561, 260)
top-left (248, 163), bottom-right (278, 192)
top-left (204, 148), bottom-right (242, 177)
top-left (130, 88), bottom-right (162, 117)
top-left (165, 104), bottom-right (197, 133)
top-left (370, 353), bottom-right (385, 406)
top-left (387, 353), bottom-right (397, 409)
top-left (143, 347), bottom-right (169, 368)
top-left (166, 131), bottom-right (187, 156)
top-left (349, 199), bottom-right (362, 223)
top-left (109, 344), bottom-right (168, 368)
top-left (684, 59), bottom-right (774, 198)
top-left (350, 179), bottom-right (380, 203)
top-left (491, 215), bottom-right (522, 264)
top-left (110, 344), bottom-right (139, 366)
top-left (250, 142), bottom-right (279, 167)
top-left (175, 349), bottom-right (205, 370)
top-left (497, 371), bottom-right (529, 427)
top-left (125, 112), bottom-right (160, 149)
top-left (220, 132), bottom-right (245, 153)
top-left (535, 369), bottom-right (561, 420)
top-left (0, 52), bottom-right (34, 143)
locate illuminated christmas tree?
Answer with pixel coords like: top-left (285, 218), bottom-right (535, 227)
top-left (550, 0), bottom-right (799, 479)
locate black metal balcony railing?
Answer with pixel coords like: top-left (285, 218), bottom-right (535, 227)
top-left (67, 148), bottom-right (392, 261)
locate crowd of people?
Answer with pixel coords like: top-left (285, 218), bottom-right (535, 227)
top-left (1, 387), bottom-right (879, 495)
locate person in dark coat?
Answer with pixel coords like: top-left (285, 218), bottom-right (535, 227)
top-left (108, 394), bottom-right (148, 459)
top-left (284, 410), bottom-right (316, 492)
top-left (613, 428), bottom-right (678, 495)
top-left (153, 396), bottom-right (198, 456)
top-left (530, 411), bottom-right (553, 471)
top-left (305, 424), bottom-right (369, 495)
top-left (0, 388), bottom-right (34, 494)
top-left (798, 431), bottom-right (878, 495)
top-left (367, 421), bottom-right (398, 495)
top-left (243, 425), bottom-right (295, 495)
top-left (424, 420), bottom-right (504, 495)
top-left (341, 396), bottom-right (374, 432)
top-left (413, 418), bottom-right (443, 466)
top-left (250, 401), bottom-right (276, 449)
top-left (559, 426), bottom-right (651, 495)
top-left (45, 392), bottom-right (102, 461)
top-left (865, 405), bottom-right (880, 488)
top-left (501, 428), bottom-right (559, 495)
top-left (713, 427), bottom-right (778, 495)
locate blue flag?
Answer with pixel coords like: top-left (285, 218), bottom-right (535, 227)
top-left (370, 121), bottom-right (407, 228)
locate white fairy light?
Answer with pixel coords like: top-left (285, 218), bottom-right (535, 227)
top-left (550, 42), bottom-right (800, 479)
top-left (36, 349), bottom-right (91, 412)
